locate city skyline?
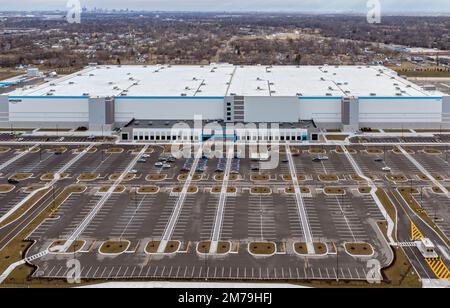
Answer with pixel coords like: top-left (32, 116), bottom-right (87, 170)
top-left (0, 0), bottom-right (449, 13)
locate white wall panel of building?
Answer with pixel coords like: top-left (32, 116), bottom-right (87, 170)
top-left (244, 97), bottom-right (299, 122)
top-left (8, 97), bottom-right (89, 122)
top-left (359, 97), bottom-right (442, 123)
top-left (114, 97), bottom-right (225, 123)
top-left (299, 98), bottom-right (342, 123)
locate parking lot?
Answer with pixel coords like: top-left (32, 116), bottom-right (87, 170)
top-left (0, 141), bottom-right (449, 282)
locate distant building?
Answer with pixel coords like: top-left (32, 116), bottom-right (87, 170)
top-left (1, 64), bottom-right (448, 138)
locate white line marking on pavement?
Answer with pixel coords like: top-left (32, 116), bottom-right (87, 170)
top-left (62, 145), bottom-right (149, 251)
top-left (210, 144), bottom-right (234, 253)
top-left (158, 145), bottom-right (203, 253)
top-left (285, 144), bottom-right (314, 253)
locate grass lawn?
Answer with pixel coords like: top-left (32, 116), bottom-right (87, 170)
top-left (344, 242), bottom-right (373, 256)
top-left (0, 184), bottom-right (15, 193)
top-left (99, 241), bottom-right (129, 254)
top-left (249, 242), bottom-right (276, 255)
top-left (324, 187), bottom-right (345, 195)
top-left (250, 186), bottom-right (271, 194)
top-left (146, 174), bottom-right (167, 181)
top-left (319, 174), bottom-right (339, 182)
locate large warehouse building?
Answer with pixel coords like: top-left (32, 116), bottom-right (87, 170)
top-left (0, 64), bottom-right (448, 140)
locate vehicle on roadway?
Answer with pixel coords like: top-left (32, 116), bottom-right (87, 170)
top-left (374, 157), bottom-right (384, 162)
top-left (7, 178), bottom-right (19, 184)
top-left (312, 156), bottom-right (329, 162)
top-left (382, 166), bottom-right (392, 172)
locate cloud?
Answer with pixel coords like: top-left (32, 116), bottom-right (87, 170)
top-left (0, 0), bottom-right (449, 12)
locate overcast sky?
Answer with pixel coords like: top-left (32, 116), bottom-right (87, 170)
top-left (0, 0), bottom-right (449, 13)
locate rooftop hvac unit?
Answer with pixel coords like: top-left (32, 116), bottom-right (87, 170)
top-left (165, 121), bottom-right (170, 126)
top-left (328, 86), bottom-right (333, 90)
top-left (270, 90), bottom-right (276, 94)
top-left (193, 77), bottom-right (197, 81)
top-left (326, 93), bottom-right (332, 96)
top-left (106, 67), bottom-right (111, 69)
top-left (127, 73), bottom-right (131, 75)
top-left (50, 83), bottom-right (56, 86)
top-left (370, 93), bottom-right (377, 96)
top-left (185, 86), bottom-right (190, 90)
top-left (257, 86), bottom-right (262, 90)
top-left (133, 82), bottom-right (139, 85)
top-left (269, 82), bottom-right (274, 85)
top-left (296, 93), bottom-right (302, 96)
top-left (46, 92), bottom-right (54, 96)
top-left (257, 77), bottom-right (261, 81)
top-left (129, 77), bottom-right (134, 80)
top-left (82, 93), bottom-right (89, 96)
top-left (396, 93), bottom-right (402, 96)
top-left (148, 121), bottom-right (153, 126)
top-left (376, 74), bottom-right (381, 76)
top-left (69, 81), bottom-right (75, 85)
top-left (181, 93), bottom-right (187, 96)
top-left (320, 77), bottom-right (325, 81)
top-left (77, 74), bottom-right (82, 76)
top-left (109, 82), bottom-right (114, 85)
top-left (121, 93), bottom-right (127, 96)
top-left (89, 74), bottom-right (95, 77)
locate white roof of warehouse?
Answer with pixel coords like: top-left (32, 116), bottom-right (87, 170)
top-left (8, 64), bottom-right (443, 98)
